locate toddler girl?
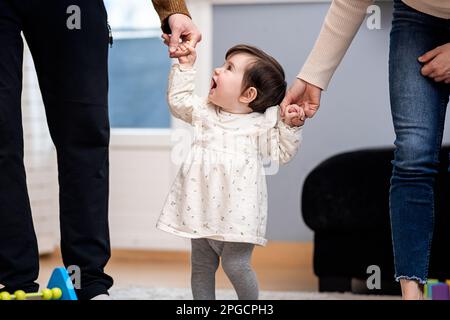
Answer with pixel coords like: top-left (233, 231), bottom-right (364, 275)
top-left (156, 41), bottom-right (304, 300)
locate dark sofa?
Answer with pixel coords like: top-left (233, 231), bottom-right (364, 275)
top-left (301, 146), bottom-right (450, 295)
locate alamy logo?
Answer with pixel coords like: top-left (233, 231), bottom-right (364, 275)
top-left (366, 265), bottom-right (381, 290)
top-left (67, 265), bottom-right (81, 289)
top-left (67, 5), bottom-right (81, 30)
top-left (366, 5), bottom-right (381, 30)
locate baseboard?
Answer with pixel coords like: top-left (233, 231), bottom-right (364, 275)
top-left (108, 241), bottom-right (313, 268)
top-left (44, 242), bottom-right (313, 268)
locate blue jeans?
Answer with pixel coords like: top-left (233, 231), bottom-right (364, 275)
top-left (389, 0), bottom-right (450, 284)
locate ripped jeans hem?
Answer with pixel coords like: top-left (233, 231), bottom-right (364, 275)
top-left (395, 275), bottom-right (427, 285)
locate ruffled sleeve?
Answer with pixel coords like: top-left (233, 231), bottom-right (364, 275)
top-left (166, 64), bottom-right (206, 125)
top-left (259, 106), bottom-right (303, 165)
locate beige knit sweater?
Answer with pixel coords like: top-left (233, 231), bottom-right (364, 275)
top-left (151, 0), bottom-right (191, 34)
top-left (298, 0), bottom-right (450, 90)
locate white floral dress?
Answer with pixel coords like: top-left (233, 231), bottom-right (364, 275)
top-left (156, 64), bottom-right (302, 246)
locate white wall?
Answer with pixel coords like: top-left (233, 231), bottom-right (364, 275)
top-left (109, 132), bottom-right (190, 250)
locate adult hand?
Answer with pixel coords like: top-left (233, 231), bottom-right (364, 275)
top-left (165, 13), bottom-right (202, 58)
top-left (419, 43), bottom-right (450, 84)
top-left (281, 78), bottom-right (322, 119)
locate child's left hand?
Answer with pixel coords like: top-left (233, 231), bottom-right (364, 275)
top-left (282, 104), bottom-right (305, 127)
top-left (176, 41), bottom-right (196, 67)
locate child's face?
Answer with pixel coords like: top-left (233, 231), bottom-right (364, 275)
top-left (208, 53), bottom-right (255, 113)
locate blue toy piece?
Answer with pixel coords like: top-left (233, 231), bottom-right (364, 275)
top-left (47, 267), bottom-right (78, 300)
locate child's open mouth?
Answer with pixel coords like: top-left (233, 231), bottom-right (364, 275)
top-left (210, 78), bottom-right (217, 91)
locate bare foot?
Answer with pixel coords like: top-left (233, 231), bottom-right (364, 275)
top-left (400, 279), bottom-right (424, 300)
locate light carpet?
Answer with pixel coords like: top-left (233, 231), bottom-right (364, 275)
top-left (109, 287), bottom-right (400, 300)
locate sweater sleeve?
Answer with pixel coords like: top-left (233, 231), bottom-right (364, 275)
top-left (298, 0), bottom-right (374, 90)
top-left (272, 120), bottom-right (302, 165)
top-left (151, 0), bottom-right (191, 34)
top-left (259, 107), bottom-right (302, 165)
top-left (166, 64), bottom-right (204, 125)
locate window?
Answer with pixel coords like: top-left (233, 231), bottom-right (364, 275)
top-left (105, 0), bottom-right (171, 129)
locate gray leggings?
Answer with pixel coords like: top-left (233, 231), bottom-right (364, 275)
top-left (191, 238), bottom-right (259, 300)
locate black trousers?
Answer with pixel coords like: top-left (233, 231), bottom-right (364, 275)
top-left (0, 0), bottom-right (113, 300)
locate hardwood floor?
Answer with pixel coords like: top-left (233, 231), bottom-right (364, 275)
top-left (38, 242), bottom-right (317, 292)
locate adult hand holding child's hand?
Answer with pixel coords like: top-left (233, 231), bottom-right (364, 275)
top-left (282, 104), bottom-right (305, 127)
top-left (162, 35), bottom-right (196, 67)
top-left (163, 13), bottom-right (201, 58)
top-left (281, 78), bottom-right (322, 120)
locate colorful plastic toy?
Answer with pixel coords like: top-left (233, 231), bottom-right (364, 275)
top-left (424, 279), bottom-right (439, 299)
top-left (423, 279), bottom-right (450, 300)
top-left (0, 267), bottom-right (77, 301)
top-left (431, 283), bottom-right (450, 300)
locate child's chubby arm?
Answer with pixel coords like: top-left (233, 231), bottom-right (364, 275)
top-left (163, 37), bottom-right (202, 124)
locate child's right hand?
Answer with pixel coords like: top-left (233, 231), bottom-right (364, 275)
top-left (162, 34), bottom-right (197, 68)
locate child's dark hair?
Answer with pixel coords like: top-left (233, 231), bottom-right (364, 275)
top-left (226, 44), bottom-right (287, 113)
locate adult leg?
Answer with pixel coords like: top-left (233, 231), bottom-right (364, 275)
top-left (191, 239), bottom-right (220, 300)
top-left (0, 0), bottom-right (39, 293)
top-left (389, 0), bottom-right (449, 300)
top-left (22, 0), bottom-right (113, 300)
top-left (221, 241), bottom-right (259, 300)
